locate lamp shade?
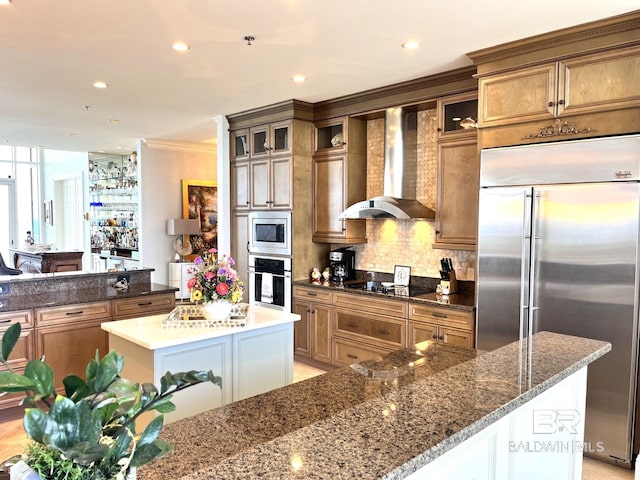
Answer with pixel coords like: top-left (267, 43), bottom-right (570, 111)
top-left (167, 218), bottom-right (201, 235)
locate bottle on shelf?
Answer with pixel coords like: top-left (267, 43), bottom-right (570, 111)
top-left (25, 231), bottom-right (34, 246)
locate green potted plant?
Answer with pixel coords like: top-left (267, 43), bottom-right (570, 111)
top-left (0, 322), bottom-right (221, 480)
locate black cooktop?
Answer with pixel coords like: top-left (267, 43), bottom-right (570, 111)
top-left (345, 281), bottom-right (432, 298)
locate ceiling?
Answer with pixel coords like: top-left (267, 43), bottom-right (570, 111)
top-left (0, 1), bottom-right (637, 154)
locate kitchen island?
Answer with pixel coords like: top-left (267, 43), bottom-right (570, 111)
top-left (102, 305), bottom-right (300, 423)
top-left (138, 331), bottom-right (609, 480)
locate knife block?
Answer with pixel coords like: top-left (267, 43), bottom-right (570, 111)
top-left (440, 271), bottom-right (458, 294)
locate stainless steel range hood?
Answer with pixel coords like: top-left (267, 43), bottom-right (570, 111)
top-left (339, 107), bottom-right (435, 220)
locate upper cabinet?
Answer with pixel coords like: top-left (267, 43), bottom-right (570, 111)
top-left (437, 91), bottom-right (479, 138)
top-left (479, 46), bottom-right (640, 129)
top-left (312, 117), bottom-right (367, 244)
top-left (250, 121), bottom-right (291, 158)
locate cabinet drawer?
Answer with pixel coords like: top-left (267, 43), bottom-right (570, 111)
top-left (293, 286), bottom-right (333, 304)
top-left (334, 308), bottom-right (405, 348)
top-left (113, 293), bottom-right (175, 319)
top-left (333, 292), bottom-right (407, 318)
top-left (35, 301), bottom-right (112, 326)
top-left (409, 303), bottom-right (473, 331)
top-left (0, 309), bottom-right (33, 330)
top-left (333, 337), bottom-right (394, 367)
top-left (0, 328), bottom-right (34, 371)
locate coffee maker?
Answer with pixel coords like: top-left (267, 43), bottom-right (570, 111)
top-left (329, 248), bottom-right (356, 283)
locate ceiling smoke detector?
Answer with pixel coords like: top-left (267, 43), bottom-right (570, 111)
top-left (243, 35), bottom-right (255, 46)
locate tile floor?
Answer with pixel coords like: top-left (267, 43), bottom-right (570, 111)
top-left (0, 361), bottom-right (635, 479)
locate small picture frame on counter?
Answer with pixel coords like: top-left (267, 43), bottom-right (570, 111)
top-left (394, 265), bottom-right (411, 286)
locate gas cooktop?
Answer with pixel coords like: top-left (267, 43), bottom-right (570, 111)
top-left (345, 281), bottom-right (433, 298)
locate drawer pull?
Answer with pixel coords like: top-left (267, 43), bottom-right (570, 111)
top-left (346, 353), bottom-right (358, 359)
top-left (0, 319), bottom-right (11, 323)
top-left (346, 322), bottom-right (359, 328)
top-left (306, 292), bottom-right (317, 297)
top-left (65, 310), bottom-right (84, 316)
top-left (137, 302), bottom-right (153, 306)
top-left (377, 329), bottom-right (390, 335)
top-left (431, 312), bottom-right (447, 319)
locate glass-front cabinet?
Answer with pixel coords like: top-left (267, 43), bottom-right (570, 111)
top-left (88, 152), bottom-right (139, 263)
top-left (250, 121), bottom-right (291, 158)
top-left (437, 91), bottom-right (479, 137)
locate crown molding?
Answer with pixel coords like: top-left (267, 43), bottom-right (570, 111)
top-left (142, 139), bottom-right (216, 154)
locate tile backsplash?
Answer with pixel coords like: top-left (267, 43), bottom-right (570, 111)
top-left (350, 110), bottom-right (476, 281)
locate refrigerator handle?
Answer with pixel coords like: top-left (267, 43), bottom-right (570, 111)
top-left (520, 190), bottom-right (533, 341)
top-left (527, 190), bottom-right (542, 339)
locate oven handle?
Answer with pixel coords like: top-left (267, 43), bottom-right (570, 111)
top-left (248, 268), bottom-right (291, 279)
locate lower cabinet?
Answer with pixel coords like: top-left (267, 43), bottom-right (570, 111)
top-left (0, 309), bottom-right (34, 409)
top-left (408, 303), bottom-right (474, 349)
top-left (112, 292), bottom-right (176, 320)
top-left (292, 286), bottom-right (333, 363)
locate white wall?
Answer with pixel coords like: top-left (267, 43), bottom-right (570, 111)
top-left (139, 139), bottom-right (217, 285)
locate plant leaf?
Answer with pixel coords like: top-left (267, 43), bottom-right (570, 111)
top-left (63, 374), bottom-right (89, 401)
top-left (130, 439), bottom-right (173, 467)
top-left (0, 371), bottom-right (34, 393)
top-left (94, 351), bottom-right (120, 392)
top-left (137, 414), bottom-right (164, 446)
top-left (151, 398), bottom-right (176, 414)
top-left (23, 408), bottom-right (53, 444)
top-left (1, 322), bottom-right (21, 362)
top-left (23, 360), bottom-right (54, 398)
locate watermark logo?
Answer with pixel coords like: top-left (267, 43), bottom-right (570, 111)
top-left (509, 440), bottom-right (605, 454)
top-left (532, 409), bottom-right (580, 434)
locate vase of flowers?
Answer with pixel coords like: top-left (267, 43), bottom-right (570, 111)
top-left (187, 249), bottom-right (245, 321)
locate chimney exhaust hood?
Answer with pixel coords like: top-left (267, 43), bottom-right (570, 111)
top-left (339, 107), bottom-right (435, 220)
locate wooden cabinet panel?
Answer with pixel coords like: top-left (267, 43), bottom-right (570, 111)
top-left (250, 159), bottom-right (270, 209)
top-left (0, 309), bottom-right (33, 330)
top-left (112, 293), bottom-right (175, 319)
top-left (334, 308), bottom-right (405, 349)
top-left (311, 303), bottom-right (332, 364)
top-left (0, 328), bottom-right (33, 372)
top-left (231, 129), bottom-right (249, 161)
top-left (333, 292), bottom-right (407, 319)
top-left (293, 299), bottom-right (311, 357)
top-left (440, 326), bottom-right (474, 349)
top-left (231, 213), bottom-right (249, 290)
top-left (313, 154), bottom-right (347, 238)
top-left (333, 337), bottom-right (393, 367)
top-left (434, 137), bottom-right (479, 250)
top-left (409, 303), bottom-right (474, 330)
top-left (35, 301), bottom-right (111, 326)
top-left (293, 287), bottom-right (333, 363)
top-left (409, 302), bottom-right (475, 349)
top-left (231, 160), bottom-right (251, 210)
top-left (293, 286), bottom-right (333, 304)
top-left (409, 321), bottom-right (439, 346)
top-left (270, 156), bottom-right (292, 209)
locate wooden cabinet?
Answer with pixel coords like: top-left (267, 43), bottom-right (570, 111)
top-left (437, 91), bottom-right (479, 137)
top-left (434, 136), bottom-right (479, 250)
top-left (250, 121), bottom-right (291, 158)
top-left (112, 292), bottom-right (175, 320)
top-left (312, 117), bottom-right (367, 244)
top-left (408, 303), bottom-right (474, 349)
top-left (35, 301), bottom-right (113, 390)
top-left (231, 129), bottom-right (249, 161)
top-left (476, 45), bottom-right (640, 147)
top-left (231, 212), bottom-right (249, 290)
top-left (0, 310), bottom-right (34, 409)
top-left (231, 160), bottom-right (250, 210)
top-left (250, 155), bottom-right (292, 210)
top-left (292, 286), bottom-right (333, 363)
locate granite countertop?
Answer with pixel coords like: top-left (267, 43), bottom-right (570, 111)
top-left (293, 279), bottom-right (475, 312)
top-left (0, 282), bottom-right (176, 312)
top-left (139, 331), bottom-right (610, 480)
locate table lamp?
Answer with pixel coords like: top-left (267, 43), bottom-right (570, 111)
top-left (167, 219), bottom-right (201, 262)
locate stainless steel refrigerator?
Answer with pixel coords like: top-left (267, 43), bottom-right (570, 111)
top-left (476, 134), bottom-right (640, 467)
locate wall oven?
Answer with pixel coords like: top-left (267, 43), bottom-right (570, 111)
top-left (248, 254), bottom-right (291, 312)
top-left (248, 211), bottom-right (292, 256)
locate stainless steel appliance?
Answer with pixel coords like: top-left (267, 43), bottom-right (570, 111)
top-left (476, 134), bottom-right (640, 467)
top-left (248, 254), bottom-right (291, 312)
top-left (329, 248), bottom-right (356, 283)
top-left (248, 211), bottom-right (292, 256)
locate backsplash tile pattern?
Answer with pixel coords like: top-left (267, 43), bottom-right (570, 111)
top-left (352, 110), bottom-right (477, 281)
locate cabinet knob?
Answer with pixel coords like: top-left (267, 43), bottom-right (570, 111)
top-left (431, 333), bottom-right (438, 339)
top-left (558, 99), bottom-right (565, 105)
top-left (548, 101), bottom-right (554, 107)
top-left (439, 335), bottom-right (445, 341)
top-left (436, 127), bottom-right (442, 132)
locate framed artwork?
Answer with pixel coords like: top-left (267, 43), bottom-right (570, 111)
top-left (181, 179), bottom-right (218, 255)
top-left (44, 200), bottom-right (53, 225)
top-left (394, 265), bottom-right (411, 286)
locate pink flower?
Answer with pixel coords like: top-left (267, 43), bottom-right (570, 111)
top-left (194, 256), bottom-right (203, 265)
top-left (216, 283), bottom-right (230, 296)
top-left (208, 248), bottom-right (217, 253)
top-left (187, 277), bottom-right (197, 289)
top-left (204, 271), bottom-right (215, 280)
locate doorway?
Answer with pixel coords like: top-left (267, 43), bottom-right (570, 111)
top-left (53, 174), bottom-right (85, 253)
top-left (0, 180), bottom-right (16, 265)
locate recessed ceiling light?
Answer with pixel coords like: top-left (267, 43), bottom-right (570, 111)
top-left (172, 42), bottom-right (190, 52)
top-left (93, 81), bottom-right (108, 89)
top-left (292, 74), bottom-right (306, 83)
top-left (0, 0), bottom-right (12, 5)
top-left (402, 40), bottom-right (420, 49)
top-left (115, 146), bottom-right (123, 150)
top-left (108, 119), bottom-right (120, 124)
top-left (68, 133), bottom-right (78, 137)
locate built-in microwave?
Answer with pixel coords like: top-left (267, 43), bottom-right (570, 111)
top-left (248, 211), bottom-right (292, 256)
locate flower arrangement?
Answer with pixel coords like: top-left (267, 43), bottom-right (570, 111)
top-left (187, 248), bottom-right (244, 303)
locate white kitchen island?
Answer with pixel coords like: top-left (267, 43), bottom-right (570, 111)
top-left (101, 305), bottom-right (299, 423)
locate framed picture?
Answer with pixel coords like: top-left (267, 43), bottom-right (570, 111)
top-left (44, 200), bottom-right (53, 225)
top-left (394, 265), bottom-right (411, 286)
top-left (181, 179), bottom-right (217, 255)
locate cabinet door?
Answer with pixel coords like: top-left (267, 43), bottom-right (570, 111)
top-left (314, 117), bottom-right (346, 154)
top-left (250, 124), bottom-right (269, 158)
top-left (559, 46), bottom-right (640, 117)
top-left (440, 326), bottom-right (474, 349)
top-left (434, 137), bottom-right (479, 250)
top-left (231, 160), bottom-right (251, 210)
top-left (332, 337), bottom-right (392, 368)
top-left (311, 303), bottom-right (332, 364)
top-left (112, 293), bottom-right (175, 320)
top-left (250, 159), bottom-right (270, 209)
top-left (231, 129), bottom-right (249, 161)
top-left (270, 121), bottom-right (291, 156)
top-left (408, 321), bottom-right (439, 347)
top-left (478, 63), bottom-right (557, 127)
top-left (313, 154), bottom-right (347, 239)
top-left (293, 299), bottom-right (311, 357)
top-left (270, 156), bottom-right (292, 209)
top-left (437, 91), bottom-right (479, 138)
top-left (36, 319), bottom-right (109, 390)
top-left (231, 213), bottom-right (249, 290)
